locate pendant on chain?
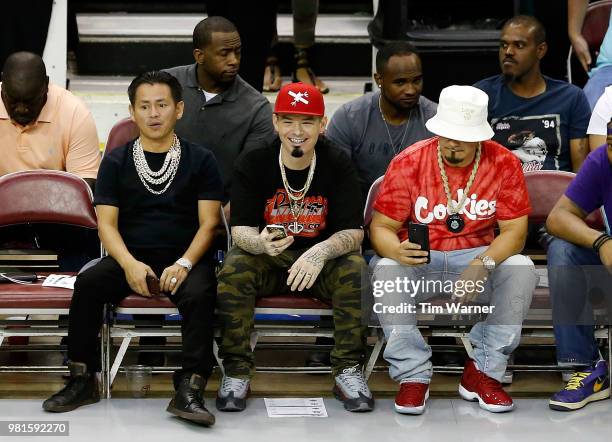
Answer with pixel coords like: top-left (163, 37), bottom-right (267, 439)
top-left (446, 213), bottom-right (465, 233)
top-left (287, 221), bottom-right (304, 234)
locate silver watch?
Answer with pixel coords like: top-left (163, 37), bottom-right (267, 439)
top-left (476, 255), bottom-right (496, 272)
top-left (175, 257), bottom-right (193, 272)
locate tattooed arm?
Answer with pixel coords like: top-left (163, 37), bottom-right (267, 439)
top-left (313, 229), bottom-right (363, 260)
top-left (287, 228), bottom-right (363, 291)
top-left (232, 225), bottom-right (294, 255)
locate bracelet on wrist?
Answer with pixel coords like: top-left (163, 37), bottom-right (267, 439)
top-left (593, 233), bottom-right (612, 254)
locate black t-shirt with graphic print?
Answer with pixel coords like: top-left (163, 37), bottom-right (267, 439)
top-left (231, 137), bottom-right (363, 251)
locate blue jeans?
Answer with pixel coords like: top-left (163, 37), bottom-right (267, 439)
top-left (370, 247), bottom-right (537, 383)
top-left (548, 237), bottom-right (607, 367)
top-left (584, 64), bottom-right (612, 111)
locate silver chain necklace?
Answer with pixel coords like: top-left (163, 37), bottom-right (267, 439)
top-left (278, 149), bottom-right (316, 234)
top-left (133, 134), bottom-right (181, 195)
top-left (436, 141), bottom-right (481, 233)
top-left (379, 95), bottom-right (410, 156)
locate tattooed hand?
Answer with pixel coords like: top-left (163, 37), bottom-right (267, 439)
top-left (287, 244), bottom-right (327, 291)
top-left (259, 227), bottom-right (294, 256)
top-left (232, 226), bottom-right (293, 256)
top-left (286, 229), bottom-right (363, 291)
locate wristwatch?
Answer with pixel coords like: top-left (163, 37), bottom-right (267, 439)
top-left (175, 257), bottom-right (193, 272)
top-left (476, 255), bottom-right (496, 272)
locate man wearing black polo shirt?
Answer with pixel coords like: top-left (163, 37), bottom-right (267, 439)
top-left (42, 71), bottom-right (223, 427)
top-left (164, 16), bottom-right (275, 204)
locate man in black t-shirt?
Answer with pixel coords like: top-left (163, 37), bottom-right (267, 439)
top-left (216, 82), bottom-right (374, 413)
top-left (43, 71), bottom-right (223, 427)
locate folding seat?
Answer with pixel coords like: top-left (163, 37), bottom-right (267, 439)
top-left (0, 170), bottom-right (98, 377)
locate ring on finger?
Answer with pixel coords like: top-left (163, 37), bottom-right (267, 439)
top-left (170, 277), bottom-right (178, 284)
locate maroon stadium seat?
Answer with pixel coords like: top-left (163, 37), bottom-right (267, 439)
top-left (104, 117), bottom-right (138, 155)
top-left (0, 171), bottom-right (97, 377)
top-left (524, 170), bottom-right (604, 229)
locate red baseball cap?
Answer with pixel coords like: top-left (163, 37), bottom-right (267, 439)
top-left (273, 82), bottom-right (325, 117)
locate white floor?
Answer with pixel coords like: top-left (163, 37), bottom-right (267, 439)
top-left (2, 398), bottom-right (611, 442)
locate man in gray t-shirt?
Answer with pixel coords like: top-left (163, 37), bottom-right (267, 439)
top-left (327, 42), bottom-right (436, 200)
top-left (164, 16), bottom-right (275, 204)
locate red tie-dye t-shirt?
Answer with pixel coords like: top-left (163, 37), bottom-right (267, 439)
top-left (373, 137), bottom-right (531, 251)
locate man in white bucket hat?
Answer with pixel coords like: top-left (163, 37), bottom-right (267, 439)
top-left (369, 85), bottom-right (537, 415)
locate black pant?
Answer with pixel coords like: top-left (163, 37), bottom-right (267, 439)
top-left (67, 251), bottom-right (217, 386)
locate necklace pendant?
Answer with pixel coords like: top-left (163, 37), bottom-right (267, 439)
top-left (287, 221), bottom-right (304, 234)
top-left (446, 214), bottom-right (465, 233)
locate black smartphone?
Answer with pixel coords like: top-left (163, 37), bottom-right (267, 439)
top-left (146, 274), bottom-right (160, 296)
top-left (266, 224), bottom-right (288, 239)
top-left (408, 222), bottom-right (431, 264)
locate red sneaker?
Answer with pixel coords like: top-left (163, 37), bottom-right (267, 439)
top-left (394, 381), bottom-right (429, 415)
top-left (459, 359), bottom-right (514, 413)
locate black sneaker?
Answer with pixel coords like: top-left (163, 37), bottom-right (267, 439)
top-left (166, 374), bottom-right (215, 426)
top-left (43, 362), bottom-right (100, 412)
top-left (333, 365), bottom-right (374, 412)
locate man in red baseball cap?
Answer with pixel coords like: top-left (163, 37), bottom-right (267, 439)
top-left (215, 82), bottom-right (374, 412)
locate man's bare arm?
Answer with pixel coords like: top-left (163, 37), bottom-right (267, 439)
top-left (568, 0), bottom-right (592, 71)
top-left (570, 137), bottom-right (589, 172)
top-left (547, 195), bottom-right (602, 248)
top-left (589, 134), bottom-right (606, 151)
top-left (96, 204), bottom-right (155, 296)
top-left (476, 215), bottom-right (528, 264)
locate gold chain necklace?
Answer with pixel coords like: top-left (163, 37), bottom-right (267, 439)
top-left (278, 149), bottom-right (316, 234)
top-left (436, 141), bottom-right (481, 233)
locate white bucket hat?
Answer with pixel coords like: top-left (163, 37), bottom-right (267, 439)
top-left (425, 85), bottom-right (495, 142)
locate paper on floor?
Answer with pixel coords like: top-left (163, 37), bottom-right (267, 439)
top-left (264, 398), bottom-right (327, 418)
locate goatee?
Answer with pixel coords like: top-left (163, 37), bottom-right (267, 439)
top-left (444, 153), bottom-right (463, 165)
top-left (291, 148), bottom-right (304, 158)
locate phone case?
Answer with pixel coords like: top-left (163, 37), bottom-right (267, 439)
top-left (266, 224), bottom-right (287, 239)
top-left (408, 222), bottom-right (431, 264)
top-left (146, 274), bottom-right (160, 296)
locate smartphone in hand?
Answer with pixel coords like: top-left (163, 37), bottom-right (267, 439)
top-left (266, 224), bottom-right (288, 239)
top-left (408, 222), bottom-right (431, 264)
top-left (146, 274), bottom-right (160, 296)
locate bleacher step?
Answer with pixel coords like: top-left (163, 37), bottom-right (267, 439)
top-left (76, 13), bottom-right (373, 76)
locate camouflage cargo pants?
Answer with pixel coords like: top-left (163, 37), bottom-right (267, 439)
top-left (217, 246), bottom-right (367, 378)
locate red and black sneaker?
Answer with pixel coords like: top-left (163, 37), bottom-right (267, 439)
top-left (459, 359), bottom-right (514, 413)
top-left (394, 381), bottom-right (429, 415)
